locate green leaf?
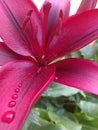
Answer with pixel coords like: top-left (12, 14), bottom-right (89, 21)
top-left (77, 113), bottom-right (98, 130)
top-left (43, 82), bottom-right (79, 97)
top-left (71, 51), bottom-right (84, 58)
top-left (23, 109), bottom-right (50, 130)
top-left (48, 111), bottom-right (82, 130)
top-left (79, 100), bottom-right (98, 118)
top-left (80, 44), bottom-right (95, 59)
top-left (39, 124), bottom-right (65, 130)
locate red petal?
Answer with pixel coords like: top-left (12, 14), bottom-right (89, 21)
top-left (77, 0), bottom-right (97, 13)
top-left (0, 0), bottom-right (42, 57)
top-left (0, 61), bottom-right (55, 130)
top-left (54, 58), bottom-right (98, 95)
top-left (42, 0), bottom-right (70, 40)
top-left (45, 9), bottom-right (98, 62)
top-left (0, 42), bottom-right (27, 66)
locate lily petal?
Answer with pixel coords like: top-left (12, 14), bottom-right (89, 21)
top-left (77, 0), bottom-right (97, 13)
top-left (54, 58), bottom-right (98, 95)
top-left (0, 61), bottom-right (55, 130)
top-left (0, 0), bottom-right (42, 57)
top-left (0, 42), bottom-right (27, 66)
top-left (42, 0), bottom-right (70, 40)
top-left (45, 9), bottom-right (98, 62)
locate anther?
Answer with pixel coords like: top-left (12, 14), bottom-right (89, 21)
top-left (42, 2), bottom-right (51, 45)
top-left (59, 10), bottom-right (63, 19)
top-left (22, 9), bottom-right (33, 29)
top-left (55, 10), bottom-right (63, 35)
top-left (43, 2), bottom-right (51, 14)
top-left (27, 9), bottom-right (33, 16)
top-left (56, 18), bottom-right (62, 35)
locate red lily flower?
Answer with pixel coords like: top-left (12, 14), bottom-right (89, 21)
top-left (0, 0), bottom-right (98, 130)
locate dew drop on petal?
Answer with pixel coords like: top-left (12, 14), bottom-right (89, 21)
top-left (8, 101), bottom-right (16, 108)
top-left (55, 77), bottom-right (58, 80)
top-left (1, 111), bottom-right (15, 123)
top-left (12, 94), bottom-right (18, 99)
top-left (15, 88), bottom-right (20, 93)
top-left (18, 83), bottom-right (22, 87)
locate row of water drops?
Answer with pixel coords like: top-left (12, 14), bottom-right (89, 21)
top-left (1, 83), bottom-right (22, 123)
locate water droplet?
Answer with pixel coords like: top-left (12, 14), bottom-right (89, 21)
top-left (55, 77), bottom-right (58, 80)
top-left (18, 83), bottom-right (22, 87)
top-left (1, 111), bottom-right (15, 123)
top-left (12, 94), bottom-right (18, 99)
top-left (8, 101), bottom-right (16, 108)
top-left (15, 88), bottom-right (20, 93)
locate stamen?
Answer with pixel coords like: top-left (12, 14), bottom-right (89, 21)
top-left (48, 56), bottom-right (65, 65)
top-left (22, 16), bottom-right (30, 29)
top-left (42, 2), bottom-right (51, 45)
top-left (22, 9), bottom-right (33, 29)
top-left (43, 2), bottom-right (51, 14)
top-left (55, 10), bottom-right (63, 35)
top-left (59, 10), bottom-right (63, 19)
top-left (27, 9), bottom-right (33, 16)
top-left (56, 18), bottom-right (62, 35)
top-left (33, 25), bottom-right (38, 39)
top-left (31, 56), bottom-right (38, 63)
